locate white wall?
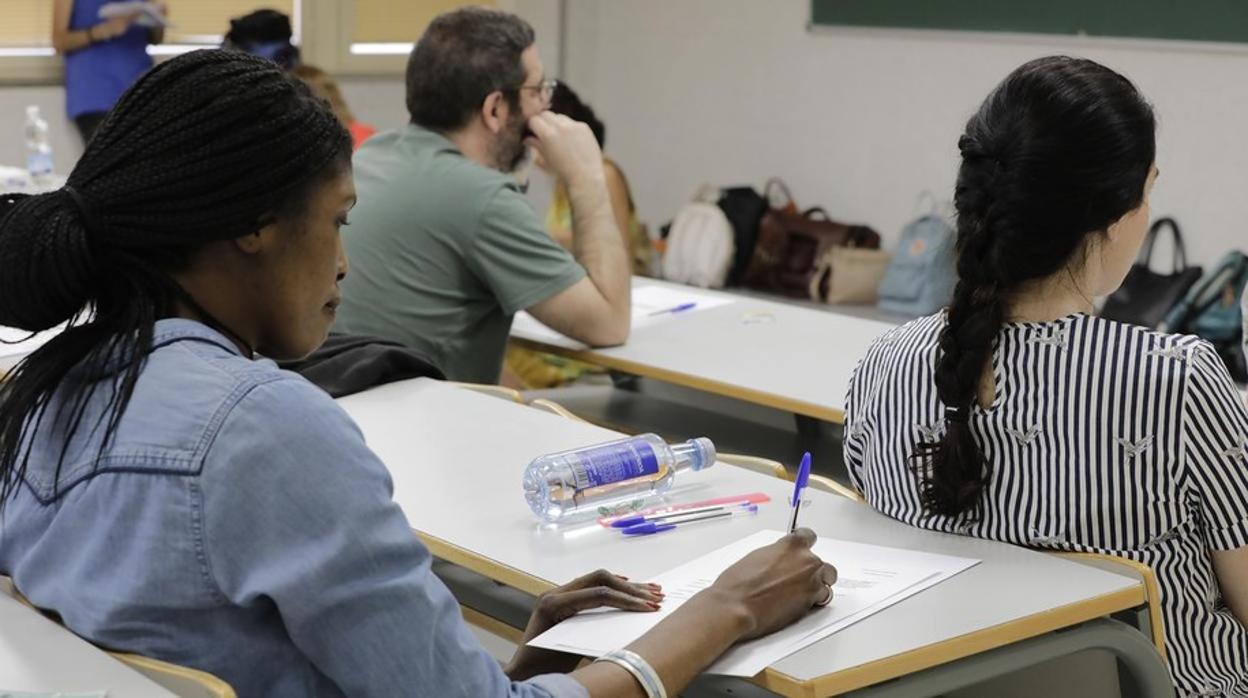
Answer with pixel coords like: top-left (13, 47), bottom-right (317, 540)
top-left (562, 0), bottom-right (1248, 268)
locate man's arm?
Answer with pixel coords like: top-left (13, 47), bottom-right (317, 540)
top-left (524, 113), bottom-right (630, 347)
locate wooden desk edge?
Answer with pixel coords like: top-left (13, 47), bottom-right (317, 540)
top-left (418, 528), bottom-right (1147, 698)
top-left (754, 583), bottom-right (1147, 697)
top-left (417, 530), bottom-right (553, 597)
top-left (508, 337), bottom-right (845, 424)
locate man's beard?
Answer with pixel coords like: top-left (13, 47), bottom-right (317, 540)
top-left (491, 111), bottom-right (530, 173)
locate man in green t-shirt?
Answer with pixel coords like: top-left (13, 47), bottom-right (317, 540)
top-left (334, 7), bottom-right (630, 384)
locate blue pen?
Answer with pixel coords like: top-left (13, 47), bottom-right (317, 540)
top-left (622, 505), bottom-right (759, 536)
top-left (647, 302), bottom-right (697, 316)
top-left (610, 502), bottom-right (755, 528)
top-left (788, 452), bottom-right (812, 533)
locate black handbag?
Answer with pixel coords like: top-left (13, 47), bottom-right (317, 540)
top-left (1101, 217), bottom-right (1203, 329)
top-left (716, 179), bottom-right (792, 285)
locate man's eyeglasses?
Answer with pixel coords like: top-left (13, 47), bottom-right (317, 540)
top-left (516, 78), bottom-right (558, 103)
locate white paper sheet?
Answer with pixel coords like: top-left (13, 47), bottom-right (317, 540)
top-left (528, 530), bottom-right (980, 676)
top-left (99, 1), bottom-right (169, 26)
top-left (511, 284), bottom-right (736, 345)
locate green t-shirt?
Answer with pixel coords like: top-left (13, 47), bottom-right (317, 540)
top-left (335, 125), bottom-right (586, 383)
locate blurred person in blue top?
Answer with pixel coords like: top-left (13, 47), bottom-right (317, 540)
top-left (0, 50), bottom-right (836, 697)
top-left (52, 0), bottom-right (165, 143)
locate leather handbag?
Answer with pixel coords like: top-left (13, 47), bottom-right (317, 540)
top-left (1101, 217), bottom-right (1203, 329)
top-left (743, 206), bottom-right (881, 297)
top-left (716, 179), bottom-right (795, 285)
top-left (809, 246), bottom-right (892, 304)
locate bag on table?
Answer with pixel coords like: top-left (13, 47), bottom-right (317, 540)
top-left (1161, 250), bottom-right (1248, 382)
top-left (876, 214), bottom-right (956, 317)
top-left (661, 185), bottom-right (735, 288)
top-left (1101, 217), bottom-right (1203, 329)
top-left (808, 246), bottom-right (892, 304)
top-left (743, 202), bottom-right (881, 298)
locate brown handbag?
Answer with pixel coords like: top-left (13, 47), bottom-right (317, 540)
top-left (742, 206), bottom-right (881, 297)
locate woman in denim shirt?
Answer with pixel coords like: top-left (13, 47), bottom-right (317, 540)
top-left (0, 51), bottom-right (835, 697)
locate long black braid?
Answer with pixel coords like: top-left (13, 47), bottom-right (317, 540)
top-left (912, 56), bottom-right (1156, 518)
top-left (0, 50), bottom-right (351, 508)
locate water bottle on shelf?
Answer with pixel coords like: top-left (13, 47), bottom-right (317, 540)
top-left (24, 105), bottom-right (54, 189)
top-left (523, 433), bottom-right (716, 523)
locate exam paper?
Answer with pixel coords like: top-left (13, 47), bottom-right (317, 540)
top-left (512, 284), bottom-right (736, 345)
top-left (528, 530), bottom-right (980, 676)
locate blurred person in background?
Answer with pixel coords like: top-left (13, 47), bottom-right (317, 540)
top-left (293, 64), bottom-right (377, 150)
top-left (52, 0), bottom-right (166, 143)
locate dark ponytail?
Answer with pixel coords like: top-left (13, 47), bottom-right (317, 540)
top-left (914, 56), bottom-right (1155, 517)
top-left (0, 50), bottom-right (351, 507)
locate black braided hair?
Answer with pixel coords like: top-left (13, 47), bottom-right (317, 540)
top-left (0, 49), bottom-right (351, 508)
top-left (913, 56), bottom-right (1155, 518)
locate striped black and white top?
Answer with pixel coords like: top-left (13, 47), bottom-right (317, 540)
top-left (844, 311), bottom-right (1248, 697)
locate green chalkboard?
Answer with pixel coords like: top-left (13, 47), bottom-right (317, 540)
top-left (811, 1), bottom-right (1248, 45)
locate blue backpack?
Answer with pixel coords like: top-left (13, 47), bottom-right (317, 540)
top-left (877, 215), bottom-right (957, 317)
top-left (1161, 250), bottom-right (1248, 382)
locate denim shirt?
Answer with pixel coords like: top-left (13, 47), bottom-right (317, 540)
top-left (0, 320), bottom-right (586, 698)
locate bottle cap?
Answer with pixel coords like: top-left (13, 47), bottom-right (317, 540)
top-left (688, 437), bottom-right (716, 471)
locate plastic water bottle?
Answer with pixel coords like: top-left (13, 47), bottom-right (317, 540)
top-left (523, 434), bottom-right (716, 523)
top-left (24, 106), bottom-right (53, 188)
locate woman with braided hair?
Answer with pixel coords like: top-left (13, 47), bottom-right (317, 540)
top-left (844, 56), bottom-right (1248, 694)
top-left (0, 50), bottom-right (836, 698)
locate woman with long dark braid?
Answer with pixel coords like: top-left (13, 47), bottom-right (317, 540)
top-left (844, 56), bottom-right (1248, 694)
top-left (0, 50), bottom-right (836, 697)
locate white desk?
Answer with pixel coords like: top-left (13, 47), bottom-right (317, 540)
top-left (509, 278), bottom-right (899, 424)
top-left (0, 587), bottom-right (176, 697)
top-left (338, 379), bottom-right (1167, 696)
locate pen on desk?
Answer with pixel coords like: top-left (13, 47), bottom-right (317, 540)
top-left (622, 505), bottom-right (759, 536)
top-left (647, 302), bottom-right (697, 316)
top-left (788, 452), bottom-right (812, 533)
top-left (610, 502), bottom-right (755, 528)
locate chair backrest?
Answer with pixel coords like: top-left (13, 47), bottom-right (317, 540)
top-left (807, 473), bottom-right (864, 503)
top-left (716, 452), bottom-right (789, 480)
top-left (528, 398), bottom-right (589, 422)
top-left (7, 585), bottom-right (237, 698)
top-left (111, 653), bottom-right (237, 698)
top-left (1052, 551), bottom-right (1166, 660)
top-left (447, 381), bottom-right (524, 403)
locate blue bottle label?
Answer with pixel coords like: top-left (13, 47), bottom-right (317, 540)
top-left (26, 151), bottom-right (52, 177)
top-left (576, 442), bottom-right (659, 488)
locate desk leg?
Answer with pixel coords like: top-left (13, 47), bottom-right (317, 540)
top-left (844, 617), bottom-right (1171, 698)
top-left (609, 370), bottom-right (641, 391)
top-left (795, 414), bottom-right (821, 439)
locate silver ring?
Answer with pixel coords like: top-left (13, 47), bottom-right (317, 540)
top-left (815, 583), bottom-right (833, 607)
